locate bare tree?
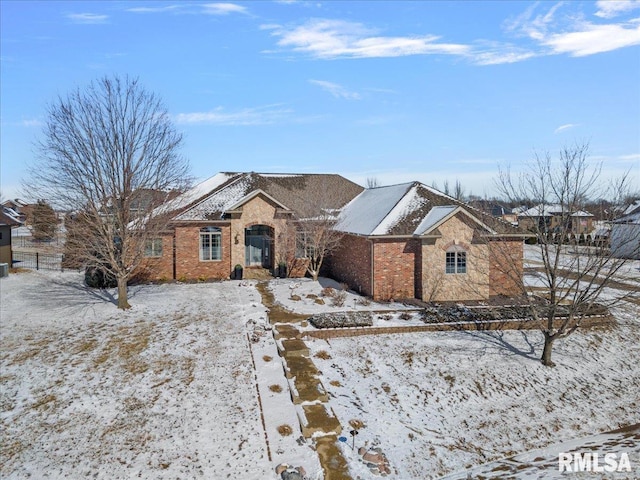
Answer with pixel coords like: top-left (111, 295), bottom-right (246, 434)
top-left (366, 177), bottom-right (380, 188)
top-left (497, 142), bottom-right (638, 366)
top-left (453, 179), bottom-right (465, 201)
top-left (27, 76), bottom-right (189, 309)
top-left (293, 181), bottom-right (350, 282)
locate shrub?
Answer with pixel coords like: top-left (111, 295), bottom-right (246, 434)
top-left (321, 287), bottom-right (336, 298)
top-left (314, 350), bottom-right (331, 360)
top-left (277, 424), bottom-right (293, 436)
top-left (332, 290), bottom-right (347, 307)
top-left (357, 297), bottom-right (372, 306)
top-left (399, 311), bottom-right (412, 320)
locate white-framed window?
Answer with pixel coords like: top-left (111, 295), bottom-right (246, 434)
top-left (200, 226), bottom-right (221, 261)
top-left (445, 247), bottom-right (466, 274)
top-left (144, 238), bottom-right (163, 257)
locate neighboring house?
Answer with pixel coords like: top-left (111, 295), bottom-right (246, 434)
top-left (0, 208), bottom-right (22, 266)
top-left (517, 204), bottom-right (594, 236)
top-left (328, 182), bottom-right (527, 302)
top-left (1, 199), bottom-right (33, 224)
top-left (140, 173), bottom-right (527, 302)
top-left (490, 203), bottom-right (518, 226)
top-left (610, 200), bottom-right (640, 259)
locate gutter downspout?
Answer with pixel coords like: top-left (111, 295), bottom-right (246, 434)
top-left (370, 239), bottom-right (374, 300)
top-left (172, 231), bottom-right (177, 280)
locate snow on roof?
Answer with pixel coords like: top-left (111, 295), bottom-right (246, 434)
top-left (151, 172), bottom-right (238, 217)
top-left (372, 184), bottom-right (427, 235)
top-left (335, 183), bottom-right (414, 235)
top-left (174, 175), bottom-right (252, 221)
top-left (519, 204), bottom-right (593, 217)
top-left (622, 200), bottom-right (640, 216)
top-left (413, 206), bottom-right (459, 235)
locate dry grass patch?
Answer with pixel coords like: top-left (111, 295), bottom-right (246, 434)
top-left (263, 355), bottom-right (273, 362)
top-left (269, 384), bottom-right (283, 393)
top-left (329, 380), bottom-right (342, 387)
top-left (314, 350), bottom-right (331, 360)
top-left (349, 419), bottom-right (365, 430)
top-left (277, 424), bottom-right (293, 436)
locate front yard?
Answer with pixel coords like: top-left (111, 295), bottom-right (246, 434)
top-left (1, 257), bottom-right (639, 479)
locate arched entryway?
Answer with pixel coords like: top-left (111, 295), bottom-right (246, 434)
top-left (245, 225), bottom-right (274, 268)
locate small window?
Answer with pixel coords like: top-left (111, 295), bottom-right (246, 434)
top-left (445, 249), bottom-right (466, 274)
top-left (200, 226), bottom-right (221, 261)
top-left (144, 238), bottom-right (163, 257)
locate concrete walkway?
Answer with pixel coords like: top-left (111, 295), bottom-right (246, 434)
top-left (257, 282), bottom-right (352, 480)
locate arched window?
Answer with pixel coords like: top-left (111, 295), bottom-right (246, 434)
top-left (200, 226), bottom-right (221, 261)
top-left (445, 245), bottom-right (466, 274)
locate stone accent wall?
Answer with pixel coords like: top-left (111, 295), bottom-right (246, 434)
top-left (489, 238), bottom-right (524, 296)
top-left (229, 195), bottom-right (290, 270)
top-left (421, 214), bottom-right (490, 301)
top-left (372, 238), bottom-right (420, 301)
top-left (326, 234), bottom-right (372, 296)
top-left (175, 224), bottom-right (231, 280)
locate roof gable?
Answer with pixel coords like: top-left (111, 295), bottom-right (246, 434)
top-left (337, 181), bottom-right (519, 237)
top-left (166, 172), bottom-right (363, 222)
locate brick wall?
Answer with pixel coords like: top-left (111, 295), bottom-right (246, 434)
top-left (137, 234), bottom-right (174, 280)
top-left (326, 234), bottom-right (372, 296)
top-left (489, 238), bottom-right (524, 296)
top-left (175, 224), bottom-right (231, 280)
top-left (372, 238), bottom-right (420, 301)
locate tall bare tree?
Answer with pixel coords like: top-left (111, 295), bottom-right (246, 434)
top-left (27, 76), bottom-right (189, 309)
top-left (497, 142), bottom-right (638, 366)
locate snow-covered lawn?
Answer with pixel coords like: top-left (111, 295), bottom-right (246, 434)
top-left (1, 271), bottom-right (274, 479)
top-left (2, 266), bottom-right (639, 479)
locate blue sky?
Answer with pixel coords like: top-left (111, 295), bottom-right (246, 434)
top-left (2, 0), bottom-right (639, 200)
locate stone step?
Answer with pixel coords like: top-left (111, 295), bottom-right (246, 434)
top-left (243, 267), bottom-right (273, 280)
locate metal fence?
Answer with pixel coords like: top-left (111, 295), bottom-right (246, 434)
top-left (12, 251), bottom-right (64, 271)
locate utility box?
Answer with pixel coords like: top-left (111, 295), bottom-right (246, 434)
top-left (0, 263), bottom-right (8, 278)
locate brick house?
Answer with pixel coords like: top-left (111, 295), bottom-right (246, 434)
top-left (327, 182), bottom-right (527, 302)
top-left (142, 173), bottom-right (527, 302)
top-left (139, 172), bottom-right (363, 281)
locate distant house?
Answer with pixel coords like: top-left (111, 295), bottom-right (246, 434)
top-left (517, 204), bottom-right (594, 237)
top-left (610, 200), bottom-right (640, 259)
top-left (1, 199), bottom-right (31, 224)
top-left (140, 173), bottom-right (528, 303)
top-left (0, 208), bottom-right (22, 266)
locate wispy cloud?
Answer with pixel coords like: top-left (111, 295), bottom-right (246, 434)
top-left (265, 19), bottom-right (470, 59)
top-left (506, 2), bottom-right (640, 57)
top-left (309, 80), bottom-right (361, 100)
top-left (126, 3), bottom-right (248, 16)
top-left (266, 5), bottom-right (640, 65)
top-left (618, 153), bottom-right (640, 161)
top-left (202, 3), bottom-right (248, 15)
top-left (175, 105), bottom-right (292, 126)
top-left (67, 13), bottom-right (108, 24)
top-left (595, 0), bottom-right (640, 19)
top-left (542, 21), bottom-right (640, 56)
top-left (20, 119), bottom-right (42, 127)
top-left (554, 123), bottom-right (579, 134)
top-left (126, 5), bottom-right (182, 14)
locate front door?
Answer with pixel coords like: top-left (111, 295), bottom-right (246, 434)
top-left (245, 225), bottom-right (273, 268)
